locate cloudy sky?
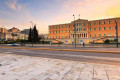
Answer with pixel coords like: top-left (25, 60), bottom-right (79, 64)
top-left (0, 0), bottom-right (120, 34)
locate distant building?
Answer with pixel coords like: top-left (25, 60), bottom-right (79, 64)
top-left (8, 27), bottom-right (20, 33)
top-left (48, 17), bottom-right (120, 44)
top-left (21, 29), bottom-right (30, 35)
top-left (0, 27), bottom-right (9, 40)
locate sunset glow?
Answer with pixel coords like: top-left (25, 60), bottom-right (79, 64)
top-left (0, 0), bottom-right (120, 34)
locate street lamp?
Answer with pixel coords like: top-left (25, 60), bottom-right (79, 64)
top-left (2, 26), bottom-right (5, 44)
top-left (24, 29), bottom-right (26, 46)
top-left (73, 15), bottom-right (76, 47)
top-left (115, 20), bottom-right (119, 48)
top-left (30, 22), bottom-right (34, 46)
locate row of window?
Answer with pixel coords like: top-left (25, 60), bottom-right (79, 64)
top-left (89, 26), bottom-right (117, 31)
top-left (90, 33), bottom-right (116, 37)
top-left (50, 30), bottom-right (71, 34)
top-left (76, 28), bottom-right (87, 31)
top-left (49, 35), bottom-right (70, 39)
top-left (89, 20), bottom-right (118, 26)
top-left (50, 19), bottom-right (119, 29)
top-left (50, 25), bottom-right (71, 29)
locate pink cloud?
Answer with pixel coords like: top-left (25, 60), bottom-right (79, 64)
top-left (6, 0), bottom-right (22, 11)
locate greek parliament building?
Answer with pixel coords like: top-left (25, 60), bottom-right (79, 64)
top-left (48, 17), bottom-right (120, 44)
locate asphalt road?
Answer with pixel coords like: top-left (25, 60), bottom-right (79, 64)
top-left (0, 47), bottom-right (120, 65)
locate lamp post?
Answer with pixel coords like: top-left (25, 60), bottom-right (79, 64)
top-left (115, 20), bottom-right (119, 48)
top-left (30, 22), bottom-right (33, 46)
top-left (24, 29), bottom-right (26, 46)
top-left (73, 15), bottom-right (76, 47)
top-left (2, 26), bottom-right (5, 44)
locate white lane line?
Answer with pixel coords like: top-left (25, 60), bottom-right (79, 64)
top-left (2, 52), bottom-right (13, 53)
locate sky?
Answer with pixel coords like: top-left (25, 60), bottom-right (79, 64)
top-left (0, 0), bottom-right (120, 34)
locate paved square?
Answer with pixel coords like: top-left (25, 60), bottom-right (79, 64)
top-left (0, 53), bottom-right (120, 80)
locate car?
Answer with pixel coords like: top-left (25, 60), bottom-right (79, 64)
top-left (11, 43), bottom-right (20, 46)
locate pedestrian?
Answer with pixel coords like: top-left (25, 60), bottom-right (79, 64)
top-left (83, 42), bottom-right (85, 47)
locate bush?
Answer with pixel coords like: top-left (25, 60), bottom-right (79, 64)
top-left (104, 39), bottom-right (110, 44)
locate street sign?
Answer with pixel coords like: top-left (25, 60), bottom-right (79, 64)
top-left (80, 40), bottom-right (83, 44)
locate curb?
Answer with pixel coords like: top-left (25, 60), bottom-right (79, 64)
top-left (0, 47), bottom-right (120, 54)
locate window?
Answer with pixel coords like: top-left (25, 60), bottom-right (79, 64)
top-left (50, 27), bottom-right (51, 29)
top-left (56, 26), bottom-right (57, 29)
top-left (99, 22), bottom-right (101, 25)
top-left (89, 23), bottom-right (91, 25)
top-left (56, 36), bottom-right (57, 38)
top-left (65, 25), bottom-right (67, 28)
top-left (108, 21), bottom-right (111, 24)
top-left (77, 23), bottom-right (79, 26)
top-left (62, 30), bottom-right (63, 33)
top-left (53, 27), bottom-right (54, 29)
top-left (114, 20), bottom-right (116, 23)
top-left (65, 36), bottom-right (67, 38)
top-left (84, 28), bottom-right (86, 31)
top-left (90, 34), bottom-right (92, 37)
top-left (65, 30), bottom-right (67, 32)
top-left (104, 27), bottom-right (106, 30)
top-left (94, 34), bottom-right (96, 37)
top-left (76, 29), bottom-right (78, 31)
top-left (69, 30), bottom-right (71, 32)
top-left (84, 23), bottom-right (86, 26)
top-left (94, 22), bottom-right (96, 25)
top-left (99, 34), bottom-right (101, 37)
top-left (62, 26), bottom-right (63, 28)
top-left (50, 31), bottom-right (51, 34)
top-left (53, 36), bottom-right (54, 38)
top-left (69, 35), bottom-right (70, 38)
top-left (89, 28), bottom-right (92, 31)
top-left (109, 27), bottom-right (111, 30)
top-left (78, 23), bottom-right (82, 26)
top-left (59, 36), bottom-right (60, 38)
top-left (109, 33), bottom-right (111, 36)
top-left (99, 27), bottom-right (101, 31)
top-left (59, 26), bottom-right (60, 29)
top-left (94, 28), bottom-right (96, 31)
top-left (79, 28), bottom-right (82, 31)
top-left (104, 34), bottom-right (106, 36)
top-left (56, 31), bottom-right (57, 33)
top-left (53, 31), bottom-right (54, 34)
top-left (59, 31), bottom-right (60, 33)
top-left (62, 36), bottom-right (63, 38)
top-left (103, 21), bottom-right (106, 24)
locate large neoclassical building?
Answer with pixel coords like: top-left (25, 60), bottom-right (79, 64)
top-left (48, 17), bottom-right (120, 44)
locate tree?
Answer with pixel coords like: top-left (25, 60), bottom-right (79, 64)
top-left (32, 24), bottom-right (39, 43)
top-left (104, 39), bottom-right (110, 44)
top-left (28, 28), bottom-right (32, 42)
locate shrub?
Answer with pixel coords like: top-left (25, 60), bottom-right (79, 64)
top-left (104, 39), bottom-right (110, 44)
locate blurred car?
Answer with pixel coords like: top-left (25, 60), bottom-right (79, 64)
top-left (11, 43), bottom-right (20, 46)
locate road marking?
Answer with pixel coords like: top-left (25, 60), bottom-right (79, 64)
top-left (2, 52), bottom-right (13, 53)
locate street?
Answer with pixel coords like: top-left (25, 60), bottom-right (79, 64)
top-left (0, 47), bottom-right (120, 65)
top-left (0, 47), bottom-right (120, 80)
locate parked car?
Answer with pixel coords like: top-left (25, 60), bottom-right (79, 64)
top-left (11, 43), bottom-right (20, 46)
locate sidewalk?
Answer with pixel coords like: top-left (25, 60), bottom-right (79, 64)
top-left (0, 53), bottom-right (120, 80)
